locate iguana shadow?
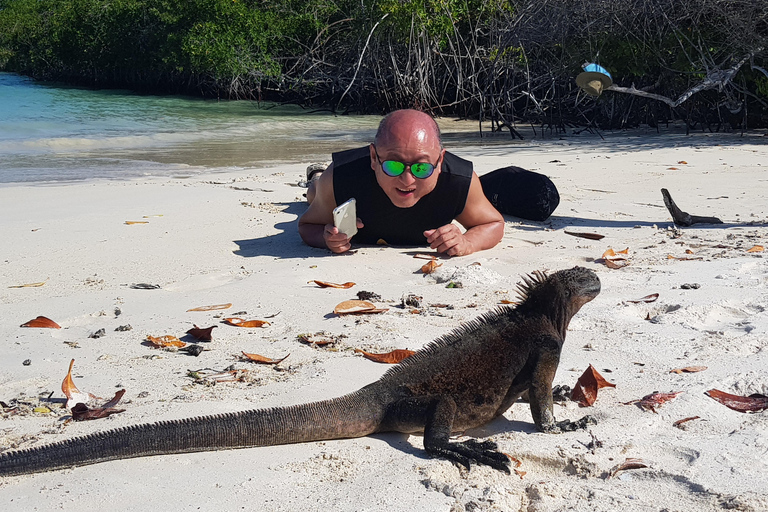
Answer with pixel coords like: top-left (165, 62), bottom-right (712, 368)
top-left (372, 415), bottom-right (536, 462)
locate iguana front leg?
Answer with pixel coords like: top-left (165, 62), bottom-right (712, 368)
top-left (385, 396), bottom-right (511, 473)
top-left (529, 337), bottom-right (595, 433)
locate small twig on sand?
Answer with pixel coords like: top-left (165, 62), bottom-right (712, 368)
top-left (661, 189), bottom-right (723, 227)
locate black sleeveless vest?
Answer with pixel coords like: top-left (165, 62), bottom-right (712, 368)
top-left (332, 146), bottom-right (473, 246)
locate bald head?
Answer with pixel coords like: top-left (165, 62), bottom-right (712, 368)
top-left (374, 109), bottom-right (442, 149)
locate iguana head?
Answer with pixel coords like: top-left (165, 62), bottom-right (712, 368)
top-left (516, 266), bottom-right (600, 331)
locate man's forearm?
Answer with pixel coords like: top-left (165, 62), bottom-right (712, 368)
top-left (463, 220), bottom-right (504, 253)
top-left (298, 222), bottom-right (328, 249)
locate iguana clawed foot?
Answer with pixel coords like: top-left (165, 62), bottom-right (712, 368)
top-left (427, 438), bottom-right (511, 473)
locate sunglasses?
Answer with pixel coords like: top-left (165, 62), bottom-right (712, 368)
top-left (373, 147), bottom-right (439, 179)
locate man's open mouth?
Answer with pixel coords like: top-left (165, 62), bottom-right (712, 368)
top-left (396, 188), bottom-right (415, 195)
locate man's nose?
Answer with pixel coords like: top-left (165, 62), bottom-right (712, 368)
top-left (400, 165), bottom-right (417, 183)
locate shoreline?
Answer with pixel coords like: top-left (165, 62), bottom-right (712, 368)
top-left (1, 134), bottom-right (767, 511)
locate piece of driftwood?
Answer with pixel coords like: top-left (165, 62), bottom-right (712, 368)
top-left (661, 189), bottom-right (723, 227)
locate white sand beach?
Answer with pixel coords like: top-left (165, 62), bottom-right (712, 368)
top-left (1, 129), bottom-right (767, 511)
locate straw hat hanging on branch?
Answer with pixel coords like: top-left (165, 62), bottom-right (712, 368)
top-left (576, 49), bottom-right (765, 105)
top-left (576, 63), bottom-right (613, 97)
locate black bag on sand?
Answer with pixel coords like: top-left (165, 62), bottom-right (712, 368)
top-left (479, 166), bottom-right (560, 221)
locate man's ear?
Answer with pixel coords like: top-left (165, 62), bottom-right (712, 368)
top-left (436, 148), bottom-right (446, 172)
top-left (369, 144), bottom-right (377, 170)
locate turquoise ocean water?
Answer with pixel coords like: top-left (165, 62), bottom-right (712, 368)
top-left (0, 72), bottom-right (384, 183)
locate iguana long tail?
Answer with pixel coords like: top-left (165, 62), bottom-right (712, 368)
top-left (0, 389), bottom-right (383, 476)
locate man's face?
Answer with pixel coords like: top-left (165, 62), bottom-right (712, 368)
top-left (369, 123), bottom-right (445, 209)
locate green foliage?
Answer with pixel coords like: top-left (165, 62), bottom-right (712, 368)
top-left (0, 0), bottom-right (346, 90)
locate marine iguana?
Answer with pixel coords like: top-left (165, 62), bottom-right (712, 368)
top-left (0, 266), bottom-right (600, 476)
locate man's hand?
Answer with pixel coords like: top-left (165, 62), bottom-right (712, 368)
top-left (324, 219), bottom-right (363, 254)
top-left (424, 225), bottom-right (474, 257)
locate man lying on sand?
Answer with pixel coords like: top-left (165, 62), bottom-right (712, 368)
top-left (298, 109), bottom-right (560, 256)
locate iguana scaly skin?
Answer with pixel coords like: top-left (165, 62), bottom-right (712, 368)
top-left (0, 266), bottom-right (600, 476)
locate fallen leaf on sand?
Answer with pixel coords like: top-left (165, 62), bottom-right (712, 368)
top-left (609, 458), bottom-right (649, 478)
top-left (667, 167), bottom-right (679, 170)
top-left (499, 299), bottom-right (519, 305)
top-left (187, 303), bottom-right (232, 312)
top-left (130, 283), bottom-right (160, 289)
top-left (421, 260), bottom-right (442, 274)
top-left (334, 300), bottom-right (388, 315)
top-left (746, 245), bottom-right (764, 253)
top-left (241, 351), bottom-right (289, 364)
top-left (626, 293), bottom-right (659, 304)
top-left (413, 253), bottom-right (437, 260)
top-left (564, 231), bottom-right (605, 240)
top-left (62, 359), bottom-right (98, 409)
top-left (20, 316), bottom-right (61, 329)
top-left (678, 160), bottom-right (688, 164)
top-left (601, 248), bottom-right (630, 269)
top-left (705, 389), bottom-right (768, 413)
top-left (308, 280), bottom-right (356, 289)
top-left (571, 364), bottom-right (616, 407)
top-left (670, 366), bottom-right (707, 374)
top-left (667, 254), bottom-right (703, 261)
top-left (673, 416), bottom-right (700, 428)
top-left (72, 390), bottom-right (126, 421)
top-left (124, 221), bottom-right (149, 225)
top-left (186, 325), bottom-right (216, 341)
top-left (146, 335), bottom-right (186, 348)
top-left (625, 391), bottom-right (681, 413)
top-left (354, 348), bottom-right (416, 364)
top-left (9, 280), bottom-right (47, 288)
top-left (223, 318), bottom-right (270, 327)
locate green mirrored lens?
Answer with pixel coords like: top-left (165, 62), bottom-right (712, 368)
top-left (381, 160), bottom-right (405, 176)
top-left (410, 163), bottom-right (434, 178)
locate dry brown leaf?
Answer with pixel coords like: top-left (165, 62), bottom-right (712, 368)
top-left (571, 364), bottom-right (616, 407)
top-left (72, 390), bottom-right (126, 421)
top-left (146, 335), bottom-right (186, 348)
top-left (625, 391), bottom-right (681, 413)
top-left (626, 293), bottom-right (659, 304)
top-left (746, 245), bottom-right (765, 253)
top-left (705, 389), bottom-right (768, 413)
top-left (187, 303), bottom-right (232, 312)
top-left (20, 316), bottom-right (61, 329)
top-left (667, 254), bottom-right (703, 261)
top-left (499, 299), bottom-right (519, 305)
top-left (9, 280), bottom-right (47, 288)
top-left (223, 318), bottom-right (270, 327)
top-left (62, 359), bottom-right (97, 409)
top-left (670, 366), bottom-right (707, 374)
top-left (124, 221), bottom-right (149, 225)
top-left (609, 458), bottom-right (649, 478)
top-left (333, 300), bottom-right (388, 315)
top-left (673, 416), bottom-right (700, 428)
top-left (685, 249), bottom-right (694, 254)
top-left (601, 248), bottom-right (630, 269)
top-left (421, 260), bottom-right (443, 274)
top-left (186, 325), bottom-right (216, 341)
top-left (678, 160), bottom-right (688, 164)
top-left (354, 348), bottom-right (416, 364)
top-left (241, 351), bottom-right (290, 364)
top-left (564, 231), bottom-right (605, 240)
top-left (308, 280), bottom-right (356, 289)
top-left (667, 167), bottom-right (679, 170)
